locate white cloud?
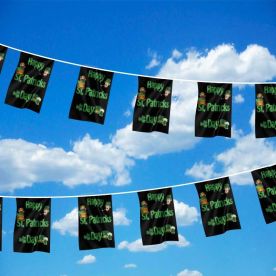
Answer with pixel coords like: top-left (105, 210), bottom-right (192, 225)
top-left (146, 50), bottom-right (161, 69)
top-left (124, 264), bottom-right (137, 269)
top-left (77, 255), bottom-right (96, 265)
top-left (52, 208), bottom-right (78, 236)
top-left (172, 49), bottom-right (183, 59)
top-left (113, 44), bottom-right (276, 159)
top-left (177, 269), bottom-right (203, 276)
top-left (113, 208), bottom-right (132, 226)
top-left (186, 111), bottom-right (276, 185)
top-left (53, 207), bottom-right (131, 237)
top-left (174, 199), bottom-right (199, 226)
top-left (0, 134), bottom-right (134, 192)
top-left (118, 234), bottom-right (190, 252)
top-left (234, 94), bottom-right (245, 103)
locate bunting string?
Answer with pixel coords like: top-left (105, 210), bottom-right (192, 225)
top-left (1, 162), bottom-right (275, 199)
top-left (1, 42), bottom-right (276, 85)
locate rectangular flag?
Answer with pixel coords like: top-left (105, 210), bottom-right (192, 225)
top-left (14, 198), bottom-right (51, 253)
top-left (138, 188), bottom-right (178, 245)
top-left (0, 198), bottom-right (2, 251)
top-left (0, 45), bottom-right (7, 73)
top-left (195, 82), bottom-right (232, 137)
top-left (195, 177), bottom-right (241, 237)
top-left (255, 84), bottom-right (276, 138)
top-left (78, 195), bottom-right (115, 250)
top-left (5, 52), bottom-right (54, 113)
top-left (251, 165), bottom-right (276, 224)
top-left (69, 67), bottom-right (114, 124)
top-left (133, 76), bottom-right (173, 134)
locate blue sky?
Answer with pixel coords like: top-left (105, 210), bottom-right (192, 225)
top-left (0, 1), bottom-right (276, 275)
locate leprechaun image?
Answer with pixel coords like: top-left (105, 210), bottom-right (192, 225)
top-left (43, 206), bottom-right (50, 216)
top-left (17, 208), bottom-right (25, 221)
top-left (200, 192), bottom-right (208, 207)
top-left (43, 67), bottom-right (51, 77)
top-left (256, 93), bottom-right (264, 107)
top-left (256, 179), bottom-right (265, 193)
top-left (77, 75), bottom-right (86, 90)
top-left (138, 87), bottom-right (146, 100)
top-left (198, 92), bottom-right (206, 105)
top-left (141, 201), bottom-right (149, 215)
top-left (79, 205), bottom-right (87, 219)
top-left (166, 194), bottom-right (172, 205)
top-left (16, 62), bottom-right (26, 75)
top-left (103, 78), bottom-right (111, 89)
top-left (164, 86), bottom-right (171, 97)
top-left (105, 201), bottom-right (112, 212)
top-left (224, 183), bottom-right (230, 194)
top-left (0, 52), bottom-right (5, 61)
top-left (225, 90), bottom-right (231, 100)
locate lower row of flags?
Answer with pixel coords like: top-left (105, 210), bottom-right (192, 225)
top-left (0, 165), bottom-right (275, 253)
top-left (1, 45), bottom-right (276, 138)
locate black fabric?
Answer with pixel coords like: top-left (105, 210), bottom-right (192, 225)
top-left (195, 177), bottom-right (241, 237)
top-left (5, 52), bottom-right (54, 113)
top-left (14, 198), bottom-right (51, 253)
top-left (255, 84), bottom-right (276, 138)
top-left (78, 195), bottom-right (115, 250)
top-left (195, 82), bottom-right (232, 137)
top-left (0, 46), bottom-right (7, 73)
top-left (138, 188), bottom-right (178, 245)
top-left (251, 165), bottom-right (276, 224)
top-left (133, 76), bottom-right (173, 133)
top-left (69, 67), bottom-right (114, 124)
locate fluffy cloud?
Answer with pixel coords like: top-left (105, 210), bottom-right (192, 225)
top-left (177, 269), bottom-right (203, 276)
top-left (113, 44), bottom-right (276, 159)
top-left (146, 49), bottom-right (161, 69)
top-left (118, 234), bottom-right (190, 252)
top-left (174, 199), bottom-right (199, 226)
top-left (0, 134), bottom-right (134, 192)
top-left (53, 207), bottom-right (131, 236)
top-left (124, 264), bottom-right (137, 269)
top-left (234, 94), bottom-right (245, 103)
top-left (77, 255), bottom-right (96, 265)
top-left (186, 111), bottom-right (276, 185)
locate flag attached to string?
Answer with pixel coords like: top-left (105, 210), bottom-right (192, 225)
top-left (14, 198), bottom-right (51, 253)
top-left (138, 188), bottom-right (178, 245)
top-left (195, 82), bottom-right (232, 137)
top-left (0, 198), bottom-right (2, 251)
top-left (78, 195), bottom-right (115, 250)
top-left (255, 84), bottom-right (276, 138)
top-left (5, 52), bottom-right (54, 113)
top-left (196, 177), bottom-right (241, 237)
top-left (251, 165), bottom-right (276, 224)
top-left (69, 68), bottom-right (114, 124)
top-left (133, 76), bottom-right (173, 134)
top-left (0, 46), bottom-right (7, 74)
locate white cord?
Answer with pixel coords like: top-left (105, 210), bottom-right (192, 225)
top-left (1, 42), bottom-right (276, 85)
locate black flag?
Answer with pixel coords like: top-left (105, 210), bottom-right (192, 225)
top-left (78, 196), bottom-right (115, 250)
top-left (133, 76), bottom-right (173, 134)
top-left (69, 67), bottom-right (114, 124)
top-left (251, 165), bottom-right (276, 224)
top-left (0, 46), bottom-right (7, 73)
top-left (138, 188), bottom-right (178, 245)
top-left (0, 198), bottom-right (2, 251)
top-left (195, 177), bottom-right (241, 237)
top-left (14, 198), bottom-right (51, 253)
top-left (5, 52), bottom-right (54, 113)
top-left (195, 82), bottom-right (232, 137)
top-left (255, 84), bottom-right (276, 138)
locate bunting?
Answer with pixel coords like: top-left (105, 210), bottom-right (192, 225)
top-left (5, 53), bottom-right (54, 113)
top-left (138, 188), bottom-right (178, 245)
top-left (69, 67), bottom-right (114, 124)
top-left (251, 165), bottom-right (276, 223)
top-left (195, 177), bottom-right (241, 237)
top-left (14, 198), bottom-right (51, 253)
top-left (78, 196), bottom-right (115, 250)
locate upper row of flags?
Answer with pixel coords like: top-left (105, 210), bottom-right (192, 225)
top-left (1, 45), bottom-right (276, 138)
top-left (0, 164), bottom-right (275, 253)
